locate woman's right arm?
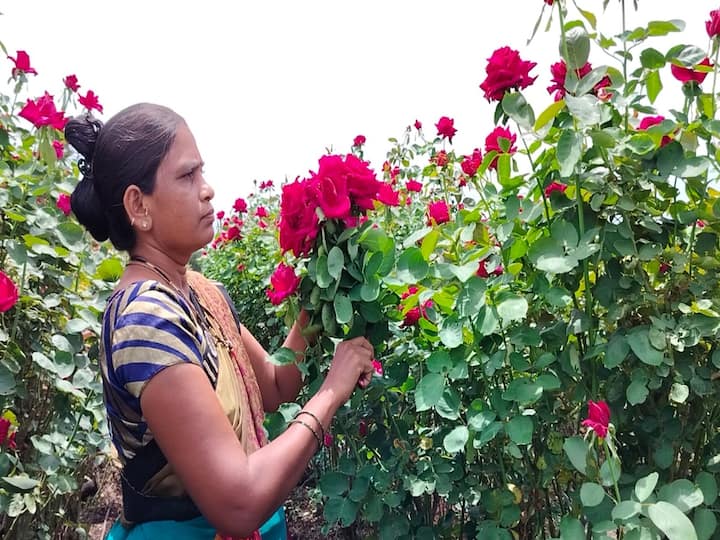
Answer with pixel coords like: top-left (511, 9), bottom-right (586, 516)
top-left (140, 336), bottom-right (374, 537)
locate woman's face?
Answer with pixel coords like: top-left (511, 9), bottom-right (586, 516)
top-left (144, 122), bottom-right (215, 258)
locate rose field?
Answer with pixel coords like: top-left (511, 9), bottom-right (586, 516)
top-left (2, 1), bottom-right (720, 539)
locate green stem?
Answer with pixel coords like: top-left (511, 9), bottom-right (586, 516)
top-left (7, 260), bottom-right (26, 345)
top-left (711, 42), bottom-right (719, 118)
top-left (621, 0), bottom-right (629, 132)
top-left (603, 439), bottom-right (622, 503)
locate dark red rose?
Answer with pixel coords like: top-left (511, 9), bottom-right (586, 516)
top-left (479, 46), bottom-right (537, 102)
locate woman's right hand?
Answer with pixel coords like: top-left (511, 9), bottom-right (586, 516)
top-left (321, 336), bottom-right (375, 406)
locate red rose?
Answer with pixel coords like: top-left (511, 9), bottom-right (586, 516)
top-left (544, 181), bottom-right (568, 197)
top-left (401, 299), bottom-right (433, 327)
top-left (432, 150), bottom-right (449, 167)
top-left (547, 60), bottom-right (592, 101)
top-left (359, 420), bottom-right (368, 437)
top-left (53, 140), bottom-right (64, 159)
top-left (19, 93), bottom-right (67, 131)
top-left (707, 9), bottom-right (720, 38)
top-left (56, 193), bottom-right (71, 216)
top-left (63, 74), bottom-right (80, 92)
top-left (255, 206), bottom-right (268, 218)
top-left (353, 135), bottom-right (366, 146)
top-left (406, 179), bottom-right (422, 192)
top-left (313, 155), bottom-right (352, 219)
top-left (78, 90), bottom-right (103, 113)
top-left (225, 225), bottom-right (241, 241)
top-left (342, 154), bottom-right (382, 211)
top-left (479, 46), bottom-right (537, 102)
top-left (377, 183), bottom-right (400, 207)
top-left (671, 57), bottom-right (712, 85)
top-left (427, 200), bottom-right (451, 225)
top-left (266, 263), bottom-right (301, 305)
top-left (216, 210), bottom-right (225, 220)
top-left (476, 259), bottom-right (504, 278)
top-left (8, 50), bottom-right (37, 78)
top-left (484, 126), bottom-right (517, 169)
top-left (401, 285), bottom-right (419, 300)
top-left (0, 418), bottom-right (9, 446)
top-left (461, 149), bottom-right (482, 177)
top-left (637, 115), bottom-right (672, 146)
top-left (233, 198), bottom-right (248, 213)
top-left (279, 178), bottom-right (319, 256)
top-left (372, 359), bottom-right (383, 376)
top-left (435, 116), bottom-right (457, 142)
top-left (414, 119), bottom-right (422, 130)
top-left (581, 400), bottom-right (610, 439)
top-left (0, 271), bottom-right (19, 312)
top-left (545, 0), bottom-right (553, 4)
top-left (259, 179), bottom-right (274, 190)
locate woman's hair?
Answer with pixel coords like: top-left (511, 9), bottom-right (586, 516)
top-left (64, 103), bottom-right (184, 251)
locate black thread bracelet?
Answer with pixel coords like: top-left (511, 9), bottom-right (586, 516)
top-left (288, 419), bottom-right (322, 451)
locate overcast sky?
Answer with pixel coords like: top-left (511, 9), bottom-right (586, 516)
top-left (2, 1), bottom-right (716, 212)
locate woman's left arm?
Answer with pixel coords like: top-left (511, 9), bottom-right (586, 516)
top-left (240, 314), bottom-right (312, 411)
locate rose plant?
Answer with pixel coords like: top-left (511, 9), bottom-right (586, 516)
top-left (208, 2), bottom-right (720, 539)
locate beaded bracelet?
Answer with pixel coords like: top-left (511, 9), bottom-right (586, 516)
top-left (288, 419), bottom-right (323, 451)
top-left (294, 410), bottom-right (325, 441)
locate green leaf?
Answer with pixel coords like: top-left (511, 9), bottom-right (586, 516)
top-left (506, 416), bottom-right (533, 445)
top-left (534, 99), bottom-right (565, 131)
top-left (420, 228), bottom-right (440, 261)
top-left (495, 292), bottom-right (528, 324)
top-left (0, 365), bottom-right (16, 395)
top-left (646, 70), bottom-right (663, 104)
top-left (641, 47), bottom-right (666, 69)
top-left (612, 500), bottom-right (641, 521)
top-left (360, 276), bottom-right (380, 302)
top-left (696, 471), bottom-right (718, 505)
top-left (562, 26), bottom-right (590, 69)
top-left (627, 327), bottom-right (664, 365)
top-left (333, 294), bottom-right (353, 325)
top-left (1, 475), bottom-right (40, 492)
top-left (327, 246), bottom-right (344, 280)
top-left (580, 482), bottom-right (606, 507)
top-left (557, 130), bottom-right (582, 177)
top-left (659, 479), bottom-right (704, 513)
top-left (600, 457), bottom-right (621, 486)
top-left (559, 515), bottom-right (585, 540)
top-left (502, 92), bottom-right (535, 129)
top-left (628, 133), bottom-right (656, 155)
top-left (415, 373), bottom-right (445, 412)
top-left (456, 277), bottom-right (486, 318)
top-left (319, 472), bottom-right (349, 496)
top-left (627, 380), bottom-right (649, 405)
top-left (635, 472), bottom-right (658, 502)
top-left (565, 94), bottom-right (602, 125)
top-left (443, 425), bottom-right (469, 453)
top-left (647, 501), bottom-right (698, 540)
top-left (397, 247), bottom-right (429, 283)
top-left (605, 334), bottom-right (629, 368)
top-left (647, 19), bottom-right (684, 36)
top-left (268, 347), bottom-right (297, 366)
top-left (694, 508), bottom-right (717, 540)
top-left (669, 383), bottom-right (689, 403)
top-left (563, 436), bottom-right (588, 474)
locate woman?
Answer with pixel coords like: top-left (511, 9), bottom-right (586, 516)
top-left (65, 103), bottom-right (375, 539)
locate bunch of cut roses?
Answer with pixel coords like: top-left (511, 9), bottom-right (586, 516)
top-left (266, 152), bottom-right (400, 365)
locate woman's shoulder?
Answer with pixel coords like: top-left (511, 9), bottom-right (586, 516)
top-left (107, 279), bottom-right (190, 318)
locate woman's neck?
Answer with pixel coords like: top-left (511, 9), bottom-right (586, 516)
top-left (128, 247), bottom-right (190, 293)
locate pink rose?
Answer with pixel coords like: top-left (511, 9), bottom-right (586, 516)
top-left (63, 74), bottom-right (80, 92)
top-left (216, 210), bottom-right (225, 220)
top-left (479, 46), bottom-right (537, 102)
top-left (377, 183), bottom-right (400, 207)
top-left (279, 178), bottom-right (319, 256)
top-left (342, 154), bottom-right (382, 211)
top-left (8, 50), bottom-right (37, 78)
top-left (255, 206), bottom-right (269, 218)
top-left (427, 200), bottom-right (451, 225)
top-left (266, 263), bottom-right (300, 306)
top-left (313, 155), bottom-right (352, 219)
top-left (414, 119), bottom-right (422, 130)
top-left (435, 116), bottom-right (457, 142)
top-left (353, 135), bottom-right (366, 146)
top-left (78, 90), bottom-right (103, 113)
top-left (707, 9), bottom-right (720, 38)
top-left (671, 57), bottom-right (712, 85)
top-left (233, 198), bottom-right (248, 213)
top-left (484, 126), bottom-right (517, 169)
top-left (0, 271), bottom-right (19, 312)
top-left (372, 359), bottom-right (383, 376)
top-left (18, 93), bottom-right (67, 131)
top-left (225, 225), bottom-right (241, 241)
top-left (637, 115), bottom-right (672, 146)
top-left (405, 179), bottom-right (422, 192)
top-left (56, 193), bottom-right (71, 216)
top-left (52, 140), bottom-right (64, 159)
top-left (259, 179), bottom-right (274, 190)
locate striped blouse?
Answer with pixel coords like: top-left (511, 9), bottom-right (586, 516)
top-left (99, 280), bottom-right (218, 462)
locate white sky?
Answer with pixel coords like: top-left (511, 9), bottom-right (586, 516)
top-left (1, 1), bottom-right (716, 212)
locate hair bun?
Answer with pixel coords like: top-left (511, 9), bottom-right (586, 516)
top-left (70, 176), bottom-right (109, 242)
top-left (65, 113), bottom-right (104, 166)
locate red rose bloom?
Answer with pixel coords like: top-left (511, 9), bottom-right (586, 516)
top-left (56, 193), bottom-right (71, 216)
top-left (8, 50), bottom-right (37, 78)
top-left (484, 126), bottom-right (517, 169)
top-left (63, 74), bottom-right (80, 92)
top-left (341, 153), bottom-right (382, 211)
top-left (544, 181), bottom-right (568, 197)
top-left (406, 179), bottom-right (423, 192)
top-left (671, 57), bottom-right (712, 84)
top-left (414, 119), bottom-right (422, 130)
top-left (53, 140), bottom-right (64, 159)
top-left (581, 400), bottom-right (610, 438)
top-left (377, 183), bottom-right (400, 207)
top-left (0, 271), bottom-right (19, 313)
top-left (313, 155), bottom-right (352, 219)
top-left (479, 46), bottom-right (537, 102)
top-left (637, 115), bottom-right (672, 147)
top-left (707, 9), bottom-right (720, 38)
top-left (0, 418), bottom-right (10, 446)
top-left (225, 225), bottom-right (241, 241)
top-left (259, 179), bottom-right (274, 190)
top-left (545, 0), bottom-right (553, 4)
top-left (233, 198), bottom-right (248, 213)
top-left (461, 149), bottom-right (482, 177)
top-left (476, 259), bottom-right (504, 278)
top-left (353, 135), bottom-right (366, 146)
top-left (278, 178), bottom-right (319, 256)
top-left (255, 206), bottom-right (268, 218)
top-left (427, 200), bottom-right (451, 225)
top-left (78, 90), bottom-right (103, 113)
top-left (216, 210), bottom-right (225, 220)
top-left (547, 60), bottom-right (592, 100)
top-left (435, 116), bottom-right (457, 142)
top-left (266, 263), bottom-right (301, 305)
top-left (401, 299), bottom-right (433, 327)
top-left (19, 93), bottom-right (67, 130)
top-left (372, 359), bottom-right (383, 375)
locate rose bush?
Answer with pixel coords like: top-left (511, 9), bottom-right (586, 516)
top-left (208, 2), bottom-right (720, 539)
top-left (0, 45), bottom-right (117, 538)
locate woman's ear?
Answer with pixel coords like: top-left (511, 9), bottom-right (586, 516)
top-left (124, 185), bottom-right (152, 231)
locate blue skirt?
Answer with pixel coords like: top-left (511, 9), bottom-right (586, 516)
top-left (106, 506), bottom-right (287, 540)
